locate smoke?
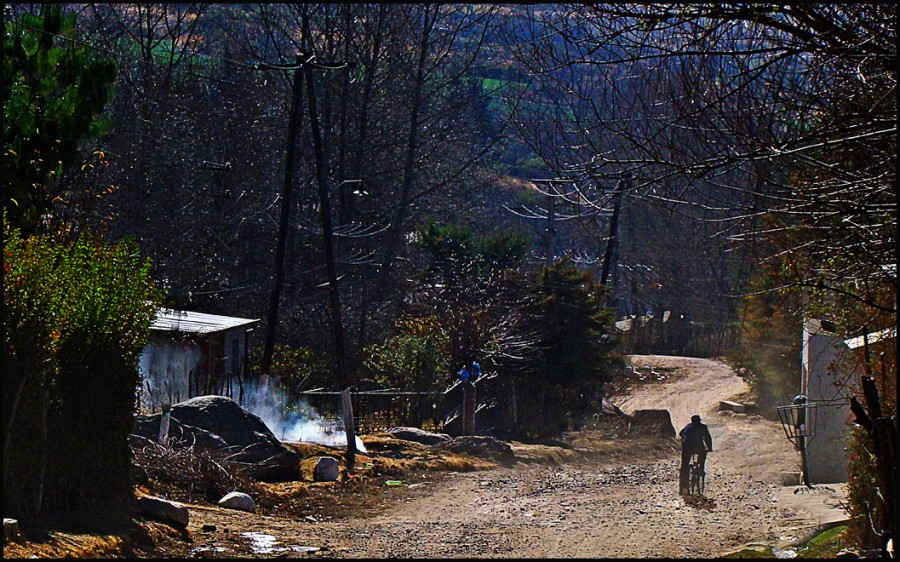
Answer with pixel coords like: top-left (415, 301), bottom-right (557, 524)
top-left (241, 375), bottom-right (367, 454)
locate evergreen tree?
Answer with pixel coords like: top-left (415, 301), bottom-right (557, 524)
top-left (2, 5), bottom-right (117, 234)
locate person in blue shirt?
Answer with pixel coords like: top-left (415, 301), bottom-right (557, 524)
top-left (470, 361), bottom-right (481, 382)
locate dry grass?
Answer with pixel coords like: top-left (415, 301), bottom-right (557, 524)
top-left (1, 498), bottom-right (186, 559)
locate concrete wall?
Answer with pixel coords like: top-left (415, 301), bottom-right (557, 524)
top-left (801, 319), bottom-right (853, 484)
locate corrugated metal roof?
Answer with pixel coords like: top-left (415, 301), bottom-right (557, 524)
top-left (151, 308), bottom-right (259, 335)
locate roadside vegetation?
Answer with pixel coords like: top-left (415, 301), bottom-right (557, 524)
top-left (2, 4), bottom-right (893, 558)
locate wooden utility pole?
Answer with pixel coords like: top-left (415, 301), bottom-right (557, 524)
top-left (527, 179), bottom-right (567, 269)
top-left (545, 194), bottom-right (556, 268)
top-left (256, 16), bottom-right (356, 463)
top-left (301, 14), bottom-right (356, 464)
top-left (600, 172), bottom-right (629, 289)
top-left (260, 54), bottom-right (305, 382)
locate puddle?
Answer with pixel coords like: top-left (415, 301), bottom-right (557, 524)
top-left (241, 532), bottom-right (319, 555)
top-left (773, 548), bottom-right (798, 558)
top-left (190, 546), bottom-right (231, 554)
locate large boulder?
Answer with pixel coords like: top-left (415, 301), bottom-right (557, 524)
top-left (131, 395), bottom-right (300, 482)
top-left (627, 409), bottom-right (676, 438)
top-left (131, 414), bottom-right (229, 451)
top-left (138, 496), bottom-right (189, 528)
top-left (385, 426), bottom-right (452, 446)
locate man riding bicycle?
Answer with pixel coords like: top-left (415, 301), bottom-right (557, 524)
top-left (679, 414), bottom-right (713, 491)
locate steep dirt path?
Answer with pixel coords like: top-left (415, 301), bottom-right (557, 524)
top-left (181, 355), bottom-right (820, 558)
top-left (619, 355), bottom-right (796, 484)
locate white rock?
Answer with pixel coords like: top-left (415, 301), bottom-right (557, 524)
top-left (218, 491), bottom-right (256, 513)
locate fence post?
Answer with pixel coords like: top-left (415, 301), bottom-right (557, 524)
top-left (463, 382), bottom-right (476, 435)
top-left (341, 388), bottom-right (357, 466)
top-left (158, 402), bottom-right (171, 446)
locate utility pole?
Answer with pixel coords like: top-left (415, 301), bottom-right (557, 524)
top-left (300, 14), bottom-right (357, 464)
top-left (256, 16), bottom-right (355, 462)
top-left (599, 172), bottom-right (629, 289)
top-left (528, 179), bottom-right (568, 269)
top-left (546, 194), bottom-right (556, 269)
top-left (259, 54), bottom-right (305, 385)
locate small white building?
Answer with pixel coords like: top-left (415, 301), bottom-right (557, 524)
top-left (801, 320), bottom-right (896, 484)
top-left (138, 308), bottom-right (259, 413)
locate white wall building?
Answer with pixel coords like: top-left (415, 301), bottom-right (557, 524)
top-left (138, 308), bottom-right (259, 413)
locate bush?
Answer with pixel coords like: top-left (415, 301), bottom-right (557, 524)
top-left (131, 438), bottom-right (265, 505)
top-left (845, 426), bottom-right (882, 551)
top-left (3, 223), bottom-right (160, 516)
top-left (364, 314), bottom-right (449, 392)
top-left (514, 258), bottom-right (619, 436)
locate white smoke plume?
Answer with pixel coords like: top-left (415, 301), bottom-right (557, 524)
top-left (241, 375), bottom-right (367, 454)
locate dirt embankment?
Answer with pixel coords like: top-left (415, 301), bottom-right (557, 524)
top-left (7, 355), bottom-right (817, 559)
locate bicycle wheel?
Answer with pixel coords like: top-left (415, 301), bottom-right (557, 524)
top-left (689, 454), bottom-right (703, 495)
top-left (691, 463), bottom-right (704, 495)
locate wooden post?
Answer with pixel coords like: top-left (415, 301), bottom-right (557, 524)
top-left (851, 376), bottom-right (896, 558)
top-left (158, 403), bottom-right (171, 446)
top-left (341, 388), bottom-right (357, 465)
top-left (36, 387), bottom-right (49, 514)
top-left (462, 382), bottom-right (476, 435)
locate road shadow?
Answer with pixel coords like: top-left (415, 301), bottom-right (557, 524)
top-left (683, 494), bottom-right (717, 511)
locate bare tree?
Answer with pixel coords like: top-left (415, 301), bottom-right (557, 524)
top-left (498, 4), bottom-right (895, 342)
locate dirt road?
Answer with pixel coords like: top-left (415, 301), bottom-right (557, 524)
top-left (181, 355), bottom-right (821, 558)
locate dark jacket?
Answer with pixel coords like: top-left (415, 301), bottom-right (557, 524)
top-left (680, 421), bottom-right (713, 452)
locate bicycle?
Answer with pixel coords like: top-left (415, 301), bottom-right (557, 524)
top-left (688, 452), bottom-right (705, 495)
top-left (679, 452), bottom-right (706, 496)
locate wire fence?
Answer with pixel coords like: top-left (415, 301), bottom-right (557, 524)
top-left (295, 389), bottom-right (455, 435)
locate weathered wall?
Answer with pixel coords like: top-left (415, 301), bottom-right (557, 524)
top-left (138, 336), bottom-right (202, 412)
top-left (802, 320), bottom-right (853, 484)
top-left (138, 328), bottom-right (251, 413)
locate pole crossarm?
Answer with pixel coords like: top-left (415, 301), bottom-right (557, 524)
top-left (255, 56), bottom-right (352, 72)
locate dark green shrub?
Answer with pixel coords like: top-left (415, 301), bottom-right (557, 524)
top-left (517, 258), bottom-right (620, 436)
top-left (3, 223), bottom-right (160, 515)
top-left (364, 314), bottom-right (449, 392)
top-left (3, 5), bottom-right (117, 234)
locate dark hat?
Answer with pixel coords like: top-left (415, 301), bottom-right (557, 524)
top-left (691, 414), bottom-right (702, 423)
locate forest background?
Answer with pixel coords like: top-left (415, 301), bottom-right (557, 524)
top-left (2, 3), bottom-right (895, 552)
